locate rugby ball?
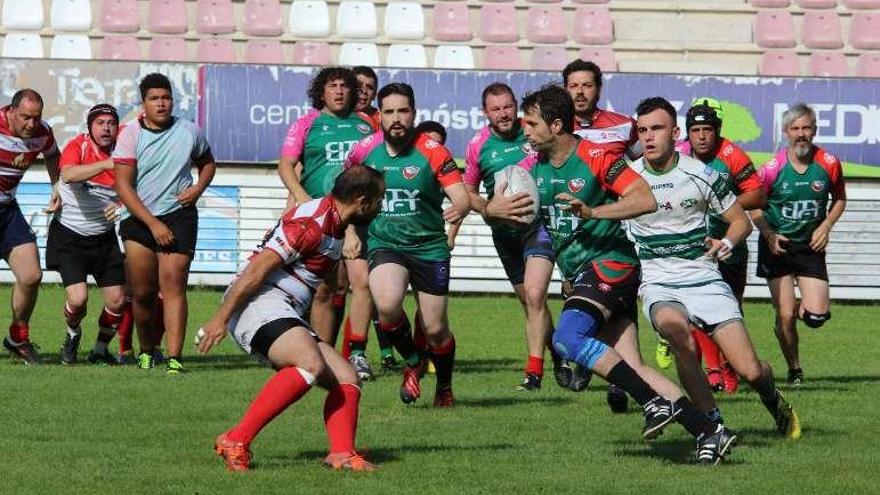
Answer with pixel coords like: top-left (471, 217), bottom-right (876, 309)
top-left (494, 165), bottom-right (539, 225)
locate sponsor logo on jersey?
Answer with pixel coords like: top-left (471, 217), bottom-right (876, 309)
top-left (568, 178), bottom-right (586, 193)
top-left (337, 124), bottom-right (351, 129)
top-left (823, 152), bottom-right (836, 164)
top-left (403, 166), bottom-right (420, 179)
top-left (425, 139), bottom-right (440, 149)
top-left (811, 180), bottom-right (825, 192)
top-left (651, 182), bottom-right (674, 190)
top-left (734, 164), bottom-right (755, 184)
top-left (598, 282), bottom-right (612, 292)
top-left (536, 177), bottom-right (544, 186)
top-left (782, 181), bottom-right (790, 190)
top-left (357, 123), bottom-right (371, 133)
top-left (781, 199), bottom-right (820, 220)
top-left (702, 165), bottom-right (714, 177)
top-left (322, 125), bottom-right (330, 132)
top-left (605, 159), bottom-right (628, 184)
top-left (658, 201), bottom-right (673, 212)
top-left (383, 189), bottom-right (420, 214)
top-left (439, 159), bottom-right (458, 175)
top-left (679, 198), bottom-right (698, 208)
top-left (491, 150), bottom-right (498, 159)
top-left (589, 148), bottom-right (603, 158)
top-left (522, 143), bottom-right (534, 154)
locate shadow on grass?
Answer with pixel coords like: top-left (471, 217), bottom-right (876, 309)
top-left (807, 374), bottom-right (880, 385)
top-left (455, 395), bottom-right (576, 408)
top-left (185, 353), bottom-right (264, 370)
top-left (454, 358), bottom-right (520, 374)
top-left (271, 441), bottom-right (517, 467)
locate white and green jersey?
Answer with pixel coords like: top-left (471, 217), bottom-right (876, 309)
top-left (626, 153), bottom-right (735, 287)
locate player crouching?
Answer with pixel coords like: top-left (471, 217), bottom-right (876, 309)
top-left (197, 166), bottom-right (385, 472)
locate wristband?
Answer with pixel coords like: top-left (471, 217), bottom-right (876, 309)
top-left (720, 238), bottom-right (734, 251)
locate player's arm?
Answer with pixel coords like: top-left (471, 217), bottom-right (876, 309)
top-left (446, 222), bottom-right (461, 249)
top-left (810, 160), bottom-right (847, 252)
top-left (736, 187), bottom-right (766, 211)
top-left (729, 153), bottom-right (766, 210)
top-left (557, 176), bottom-right (656, 221)
top-left (466, 184), bottom-right (488, 214)
top-left (61, 158), bottom-right (114, 183)
top-left (115, 162), bottom-right (173, 246)
top-left (197, 250), bottom-right (284, 353)
top-left (708, 202), bottom-right (752, 261)
top-left (443, 182), bottom-right (470, 225)
top-left (43, 140), bottom-right (62, 213)
top-left (748, 209), bottom-right (787, 255)
top-left (278, 157), bottom-right (310, 207)
top-left (178, 150), bottom-right (216, 207)
top-left (343, 224), bottom-right (363, 259)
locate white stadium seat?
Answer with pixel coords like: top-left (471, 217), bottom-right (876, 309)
top-left (338, 42), bottom-right (379, 66)
top-left (384, 2), bottom-right (424, 40)
top-left (433, 45), bottom-right (474, 69)
top-left (289, 1), bottom-right (330, 38)
top-left (2, 33), bottom-right (44, 58)
top-left (386, 44), bottom-right (427, 68)
top-left (51, 34), bottom-right (93, 59)
top-left (51, 0), bottom-right (92, 32)
top-left (336, 1), bottom-right (377, 39)
top-left (2, 0), bottom-right (44, 30)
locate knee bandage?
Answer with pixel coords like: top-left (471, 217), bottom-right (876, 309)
top-left (802, 310), bottom-right (831, 328)
top-left (551, 299), bottom-right (609, 369)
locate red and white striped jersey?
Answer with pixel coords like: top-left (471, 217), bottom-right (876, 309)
top-left (0, 105), bottom-right (58, 204)
top-left (57, 133), bottom-right (118, 236)
top-left (244, 196), bottom-right (344, 314)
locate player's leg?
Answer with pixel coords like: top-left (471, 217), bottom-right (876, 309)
top-left (343, 257), bottom-right (374, 381)
top-left (88, 284), bottom-right (126, 365)
top-left (60, 282), bottom-right (89, 364)
top-left (4, 241), bottom-right (43, 363)
top-left (519, 234), bottom-right (557, 391)
top-left (797, 276), bottom-right (830, 328)
top-left (156, 251), bottom-right (192, 373)
top-left (768, 275), bottom-right (801, 383)
top-left (116, 293), bottom-right (135, 364)
top-left (717, 258), bottom-right (749, 394)
top-left (124, 240), bottom-right (160, 367)
top-left (331, 263), bottom-right (348, 338)
top-left (414, 288), bottom-right (455, 407)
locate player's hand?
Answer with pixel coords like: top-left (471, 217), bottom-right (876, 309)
top-left (485, 181), bottom-right (534, 224)
top-left (195, 319), bottom-right (227, 354)
top-left (443, 203), bottom-right (468, 225)
top-left (103, 203), bottom-right (121, 222)
top-left (809, 223), bottom-right (831, 252)
top-left (447, 231), bottom-right (456, 250)
top-left (555, 193), bottom-right (592, 220)
top-left (343, 229), bottom-right (362, 259)
top-left (43, 187), bottom-right (61, 214)
top-left (767, 232), bottom-right (789, 255)
top-left (149, 220), bottom-right (175, 247)
top-left (705, 237), bottom-right (733, 261)
top-left (176, 185), bottom-right (203, 207)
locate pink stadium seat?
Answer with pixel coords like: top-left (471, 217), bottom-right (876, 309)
top-left (526, 6), bottom-right (566, 44)
top-left (750, 0), bottom-right (790, 6)
top-left (243, 0), bottom-right (283, 37)
top-left (479, 4), bottom-right (518, 42)
top-left (530, 46), bottom-right (569, 71)
top-left (808, 51), bottom-right (848, 76)
top-left (526, 0), bottom-right (562, 3)
top-left (291, 41), bottom-right (331, 65)
top-left (148, 0), bottom-right (187, 35)
top-left (578, 46), bottom-right (617, 72)
top-left (432, 3), bottom-right (472, 42)
top-left (572, 0), bottom-right (609, 3)
top-left (99, 0), bottom-right (139, 33)
top-left (855, 53), bottom-right (880, 77)
top-left (197, 38), bottom-right (235, 63)
top-left (482, 45), bottom-right (522, 70)
top-left (758, 50), bottom-right (801, 76)
top-left (843, 0), bottom-right (880, 7)
top-left (149, 37), bottom-right (188, 61)
top-left (100, 35), bottom-right (140, 60)
top-left (849, 12), bottom-right (880, 50)
top-left (196, 0), bottom-right (235, 35)
top-left (796, 0), bottom-right (837, 7)
top-left (572, 7), bottom-right (614, 45)
top-left (245, 39), bottom-right (285, 64)
top-left (755, 10), bottom-right (796, 48)
top-left (802, 10), bottom-right (843, 49)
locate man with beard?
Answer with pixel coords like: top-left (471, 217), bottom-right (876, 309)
top-left (750, 103), bottom-right (846, 385)
top-left (199, 166), bottom-right (385, 472)
top-left (465, 82), bottom-right (558, 391)
top-left (345, 83), bottom-right (470, 407)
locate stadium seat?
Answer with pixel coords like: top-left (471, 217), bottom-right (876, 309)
top-left (526, 0), bottom-right (562, 3)
top-left (483, 45), bottom-right (522, 70)
top-left (51, 0), bottom-right (92, 32)
top-left (291, 41), bottom-right (330, 65)
top-left (578, 46), bottom-right (617, 72)
top-left (336, 1), bottom-right (378, 39)
top-left (2, 0), bottom-right (44, 30)
top-left (433, 45), bottom-right (475, 69)
top-left (338, 42), bottom-right (380, 66)
top-left (750, 0), bottom-right (790, 6)
top-left (531, 46), bottom-right (570, 71)
top-left (572, 7), bottom-right (614, 45)
top-left (796, 0), bottom-right (837, 7)
top-left (197, 38), bottom-right (235, 63)
top-left (2, 33), bottom-right (44, 58)
top-left (479, 4), bottom-right (519, 42)
top-left (51, 34), bottom-right (92, 59)
top-left (572, 0), bottom-right (610, 3)
top-left (288, 1), bottom-right (330, 38)
top-left (843, 0), bottom-right (880, 7)
top-left (855, 53), bottom-right (880, 77)
top-left (149, 37), bottom-right (188, 62)
top-left (849, 12), bottom-right (880, 50)
top-left (100, 35), bottom-right (140, 60)
top-left (385, 2), bottom-right (424, 40)
top-left (386, 44), bottom-right (427, 68)
top-left (148, 0), bottom-right (187, 35)
top-left (526, 6), bottom-right (566, 44)
top-left (99, 0), bottom-right (139, 33)
top-left (808, 51), bottom-right (848, 76)
top-left (433, 2), bottom-right (471, 42)
top-left (245, 39), bottom-right (285, 64)
top-left (755, 10), bottom-right (796, 48)
top-left (802, 10), bottom-right (843, 49)
top-left (243, 0), bottom-right (283, 37)
top-left (197, 0), bottom-right (235, 35)
top-left (758, 50), bottom-right (801, 76)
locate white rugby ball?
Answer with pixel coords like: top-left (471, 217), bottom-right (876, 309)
top-left (494, 165), bottom-right (539, 225)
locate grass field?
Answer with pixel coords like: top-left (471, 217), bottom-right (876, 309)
top-left (2, 285), bottom-right (878, 494)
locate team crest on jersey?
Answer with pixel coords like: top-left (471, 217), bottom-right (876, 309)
top-left (680, 198), bottom-right (698, 208)
top-left (568, 178), bottom-right (586, 193)
top-left (823, 152), bottom-right (837, 164)
top-left (357, 123), bottom-right (371, 133)
top-left (425, 139), bottom-right (440, 149)
top-left (12, 153), bottom-right (31, 169)
top-left (722, 144), bottom-right (733, 157)
top-left (702, 165), bottom-right (714, 177)
top-left (811, 180), bottom-right (825, 192)
top-left (403, 166), bottom-right (420, 179)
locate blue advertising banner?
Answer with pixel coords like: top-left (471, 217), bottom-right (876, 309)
top-left (201, 66), bottom-right (878, 171)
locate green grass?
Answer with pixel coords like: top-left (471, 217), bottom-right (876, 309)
top-left (2, 285), bottom-right (878, 494)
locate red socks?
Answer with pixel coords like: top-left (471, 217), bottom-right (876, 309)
top-left (64, 302), bottom-right (86, 329)
top-left (227, 367), bottom-right (315, 445)
top-left (8, 322), bottom-right (29, 344)
top-left (324, 383), bottom-right (361, 454)
top-left (118, 301), bottom-right (134, 354)
top-left (525, 355), bottom-right (544, 378)
top-left (692, 329), bottom-right (721, 370)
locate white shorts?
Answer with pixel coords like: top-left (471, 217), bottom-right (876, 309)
top-left (227, 285), bottom-right (316, 357)
top-left (640, 280), bottom-right (742, 333)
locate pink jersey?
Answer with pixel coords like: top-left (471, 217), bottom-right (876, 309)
top-left (0, 105), bottom-right (58, 204)
top-left (279, 109), bottom-right (321, 160)
top-left (573, 108), bottom-right (641, 159)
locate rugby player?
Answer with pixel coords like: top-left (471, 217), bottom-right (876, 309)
top-left (114, 73), bottom-right (216, 373)
top-left (627, 97), bottom-right (801, 452)
top-left (0, 89), bottom-right (59, 365)
top-left (352, 65), bottom-right (379, 125)
top-left (345, 83), bottom-right (470, 407)
top-left (465, 83), bottom-right (558, 391)
top-left (750, 103), bottom-right (846, 385)
top-left (49, 103), bottom-right (127, 365)
top-left (198, 166), bottom-right (384, 472)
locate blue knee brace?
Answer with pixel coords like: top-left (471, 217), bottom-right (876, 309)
top-left (551, 299), bottom-right (609, 369)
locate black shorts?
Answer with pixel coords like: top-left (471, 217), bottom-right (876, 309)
top-left (0, 200), bottom-right (36, 260)
top-left (45, 219), bottom-right (125, 287)
top-left (368, 248), bottom-right (450, 296)
top-left (251, 317), bottom-right (320, 362)
top-left (568, 260), bottom-right (640, 323)
top-left (492, 224), bottom-right (555, 286)
top-left (119, 206), bottom-right (198, 256)
top-left (719, 257), bottom-right (748, 302)
top-left (756, 235), bottom-right (827, 281)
